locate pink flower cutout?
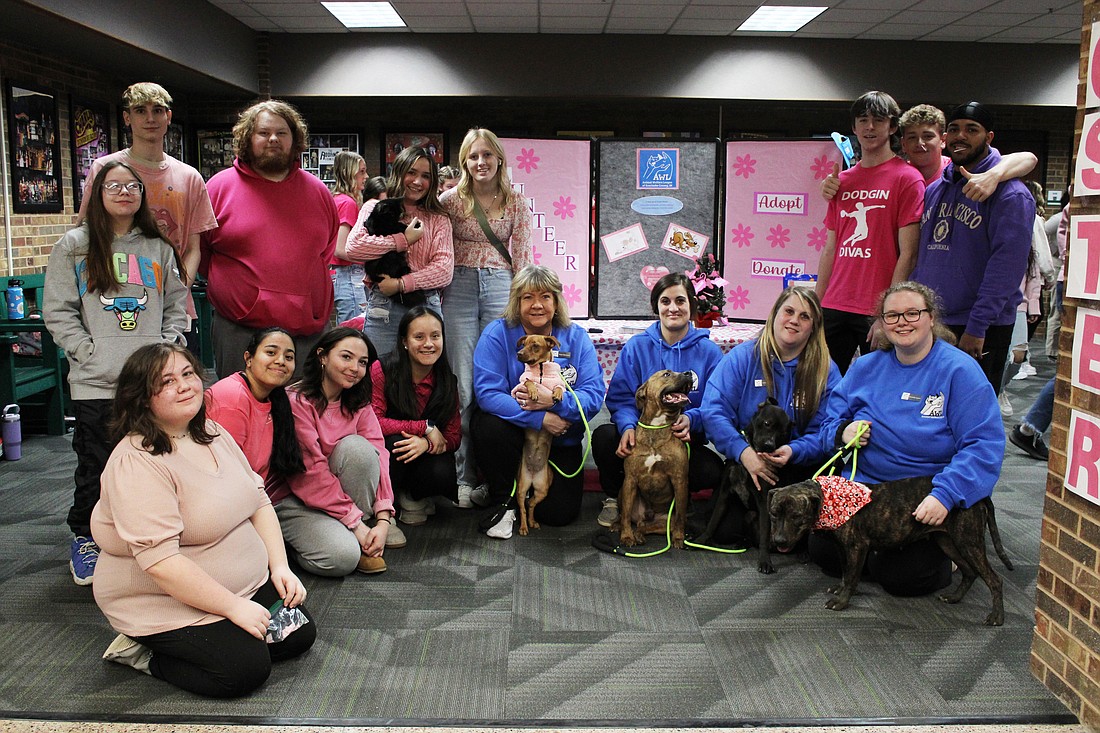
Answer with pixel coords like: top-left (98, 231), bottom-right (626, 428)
top-left (726, 285), bottom-right (750, 310)
top-left (810, 155), bottom-right (834, 181)
top-left (767, 224), bottom-right (791, 249)
top-left (730, 223), bottom-right (754, 249)
top-left (562, 283), bottom-right (582, 307)
top-left (553, 195), bottom-right (576, 219)
top-left (806, 226), bottom-right (827, 252)
top-left (515, 148), bottom-right (540, 174)
top-left (732, 154), bottom-right (757, 179)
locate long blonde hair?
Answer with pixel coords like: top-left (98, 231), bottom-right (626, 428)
top-left (755, 287), bottom-right (831, 430)
top-left (455, 127), bottom-right (514, 218)
top-left (331, 150), bottom-right (365, 206)
top-left (502, 265), bottom-right (571, 329)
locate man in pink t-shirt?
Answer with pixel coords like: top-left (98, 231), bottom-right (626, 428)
top-left (816, 91), bottom-right (925, 374)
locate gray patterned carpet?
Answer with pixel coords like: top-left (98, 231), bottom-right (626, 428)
top-left (0, 356), bottom-right (1075, 725)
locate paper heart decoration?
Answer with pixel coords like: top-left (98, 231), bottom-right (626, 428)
top-left (640, 265), bottom-right (670, 290)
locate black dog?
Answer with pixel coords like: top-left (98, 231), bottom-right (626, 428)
top-left (696, 396), bottom-right (792, 573)
top-left (363, 197), bottom-right (425, 307)
top-left (769, 476), bottom-right (1013, 626)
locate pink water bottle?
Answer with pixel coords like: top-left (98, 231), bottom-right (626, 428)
top-left (2, 404), bottom-right (21, 461)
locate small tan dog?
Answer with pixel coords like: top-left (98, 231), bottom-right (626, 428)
top-left (513, 334), bottom-right (568, 536)
top-left (615, 370), bottom-right (692, 548)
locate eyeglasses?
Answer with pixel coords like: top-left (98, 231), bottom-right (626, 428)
top-left (103, 181), bottom-right (143, 196)
top-left (880, 308), bottom-right (929, 325)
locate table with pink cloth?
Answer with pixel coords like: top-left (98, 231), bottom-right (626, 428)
top-left (579, 319), bottom-right (763, 387)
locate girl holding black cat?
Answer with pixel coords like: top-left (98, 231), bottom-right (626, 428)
top-left (344, 146), bottom-right (453, 356)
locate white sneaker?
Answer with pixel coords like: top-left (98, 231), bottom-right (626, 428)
top-left (1012, 361), bottom-right (1037, 380)
top-left (486, 509), bottom-right (515, 539)
top-left (103, 633), bottom-right (152, 675)
top-left (454, 484), bottom-right (475, 509)
top-left (469, 484), bottom-right (491, 508)
top-left (597, 497), bottom-right (619, 528)
top-left (998, 392), bottom-right (1013, 417)
top-left (398, 490), bottom-right (431, 526)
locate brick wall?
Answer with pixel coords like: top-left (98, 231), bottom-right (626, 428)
top-left (1030, 3), bottom-right (1100, 729)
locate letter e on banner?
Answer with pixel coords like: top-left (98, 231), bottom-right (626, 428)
top-left (1068, 216), bottom-right (1100, 300)
top-left (1089, 21), bottom-right (1100, 109)
top-left (1075, 112), bottom-right (1100, 195)
top-left (1067, 410), bottom-right (1100, 506)
top-left (1072, 307), bottom-right (1100, 397)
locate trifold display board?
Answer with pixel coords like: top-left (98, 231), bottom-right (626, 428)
top-left (722, 140), bottom-right (843, 321)
top-left (595, 140), bottom-right (719, 318)
top-left (500, 137), bottom-right (592, 319)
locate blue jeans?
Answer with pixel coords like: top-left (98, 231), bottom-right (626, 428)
top-left (1023, 377), bottom-right (1055, 435)
top-left (331, 264), bottom-right (366, 324)
top-left (442, 266), bottom-right (513, 486)
top-left (363, 284), bottom-right (442, 357)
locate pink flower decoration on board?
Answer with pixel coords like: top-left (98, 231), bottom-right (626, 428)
top-left (531, 246), bottom-right (542, 265)
top-left (767, 224), bottom-right (791, 249)
top-left (553, 195), bottom-right (576, 219)
top-left (726, 285), bottom-right (751, 310)
top-left (807, 226), bottom-right (828, 252)
top-left (562, 283), bottom-right (582, 307)
top-left (730, 222), bottom-right (755, 249)
top-left (515, 148), bottom-right (540, 174)
top-left (810, 155), bottom-right (834, 180)
top-left (732, 154), bottom-right (757, 179)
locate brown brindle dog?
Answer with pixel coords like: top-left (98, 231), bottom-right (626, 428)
top-left (768, 476), bottom-right (1013, 626)
top-left (614, 370), bottom-right (693, 549)
top-left (514, 335), bottom-right (567, 536)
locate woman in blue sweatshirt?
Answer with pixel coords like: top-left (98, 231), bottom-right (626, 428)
top-left (811, 281), bottom-right (1004, 596)
top-left (471, 265), bottom-right (605, 539)
top-left (701, 287), bottom-right (839, 540)
top-left (593, 273), bottom-right (724, 528)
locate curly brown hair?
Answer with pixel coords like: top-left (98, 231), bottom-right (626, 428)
top-left (232, 99), bottom-right (308, 165)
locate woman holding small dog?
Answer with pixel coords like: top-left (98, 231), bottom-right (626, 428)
top-left (593, 272), bottom-right (725, 528)
top-left (266, 327), bottom-right (400, 576)
top-left (701, 287), bottom-right (840, 539)
top-left (811, 281), bottom-right (1003, 596)
top-left (371, 306), bottom-right (462, 525)
top-left (345, 146), bottom-right (454, 356)
top-left (441, 128), bottom-right (533, 510)
top-left (471, 265), bottom-right (604, 539)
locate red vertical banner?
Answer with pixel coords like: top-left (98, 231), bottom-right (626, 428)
top-left (722, 140), bottom-right (842, 321)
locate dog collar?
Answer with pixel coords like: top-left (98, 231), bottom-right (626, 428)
top-left (813, 475), bottom-right (872, 530)
top-left (636, 421), bottom-right (671, 430)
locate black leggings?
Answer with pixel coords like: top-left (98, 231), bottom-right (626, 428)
top-left (591, 423), bottom-right (723, 498)
top-left (384, 434), bottom-right (458, 502)
top-left (69, 399), bottom-right (117, 538)
top-left (133, 580), bottom-right (316, 698)
top-left (470, 408), bottom-right (584, 526)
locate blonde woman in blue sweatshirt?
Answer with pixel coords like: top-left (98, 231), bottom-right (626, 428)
top-left (45, 161), bottom-right (188, 586)
top-left (592, 273), bottom-right (724, 528)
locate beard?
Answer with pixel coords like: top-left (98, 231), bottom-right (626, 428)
top-left (950, 140), bottom-right (990, 169)
top-left (252, 147), bottom-right (292, 174)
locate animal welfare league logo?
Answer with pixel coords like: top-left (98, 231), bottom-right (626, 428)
top-left (637, 148), bottom-right (679, 190)
top-left (920, 392), bottom-right (945, 418)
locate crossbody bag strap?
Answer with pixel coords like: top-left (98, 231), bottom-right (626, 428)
top-left (473, 201), bottom-right (513, 267)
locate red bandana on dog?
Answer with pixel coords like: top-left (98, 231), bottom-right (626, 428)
top-left (813, 475), bottom-right (872, 530)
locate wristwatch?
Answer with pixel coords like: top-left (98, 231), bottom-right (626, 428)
top-left (425, 420), bottom-right (436, 437)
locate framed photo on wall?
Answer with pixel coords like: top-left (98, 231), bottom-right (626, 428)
top-left (382, 131), bottom-right (445, 175)
top-left (301, 132), bottom-right (359, 185)
top-left (6, 81), bottom-right (63, 213)
top-left (196, 128), bottom-right (235, 180)
top-left (70, 97), bottom-right (112, 211)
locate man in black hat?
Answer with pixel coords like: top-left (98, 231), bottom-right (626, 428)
top-left (911, 101), bottom-right (1035, 393)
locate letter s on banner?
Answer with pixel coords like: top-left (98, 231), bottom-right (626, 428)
top-left (1067, 410), bottom-right (1100, 505)
top-left (1074, 112), bottom-right (1100, 195)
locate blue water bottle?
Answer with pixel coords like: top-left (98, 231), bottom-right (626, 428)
top-left (6, 279), bottom-right (24, 320)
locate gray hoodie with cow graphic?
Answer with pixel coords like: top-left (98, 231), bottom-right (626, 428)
top-left (44, 225), bottom-right (188, 400)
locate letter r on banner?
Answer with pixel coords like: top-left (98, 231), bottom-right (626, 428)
top-left (1067, 410), bottom-right (1100, 505)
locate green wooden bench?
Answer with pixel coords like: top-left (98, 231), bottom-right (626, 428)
top-left (0, 272), bottom-right (69, 435)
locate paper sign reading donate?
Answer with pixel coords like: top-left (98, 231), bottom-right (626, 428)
top-left (750, 259), bottom-right (806, 279)
top-left (754, 192), bottom-right (807, 216)
top-left (1067, 409), bottom-right (1100, 506)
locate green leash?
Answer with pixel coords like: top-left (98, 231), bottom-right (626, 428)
top-left (812, 421), bottom-right (868, 481)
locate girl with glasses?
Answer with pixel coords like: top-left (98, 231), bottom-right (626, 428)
top-left (810, 281), bottom-right (1003, 597)
top-left (44, 160), bottom-right (189, 587)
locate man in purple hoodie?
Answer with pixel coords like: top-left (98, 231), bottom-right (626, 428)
top-left (911, 102), bottom-right (1033, 394)
top-left (200, 100), bottom-right (338, 379)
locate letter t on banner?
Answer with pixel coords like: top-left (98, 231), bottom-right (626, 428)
top-left (1067, 410), bottom-right (1100, 506)
top-left (1067, 216), bottom-right (1100, 300)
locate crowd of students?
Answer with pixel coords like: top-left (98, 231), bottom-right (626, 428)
top-left (41, 82), bottom-right (1051, 698)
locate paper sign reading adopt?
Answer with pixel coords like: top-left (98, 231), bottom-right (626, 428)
top-left (754, 192), bottom-right (807, 216)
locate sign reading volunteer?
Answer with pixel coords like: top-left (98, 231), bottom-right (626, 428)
top-left (722, 140), bottom-right (842, 321)
top-left (500, 137), bottom-right (591, 318)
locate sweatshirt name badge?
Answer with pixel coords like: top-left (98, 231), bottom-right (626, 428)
top-left (900, 391), bottom-right (923, 402)
top-left (754, 379), bottom-right (764, 387)
top-left (552, 349), bottom-right (570, 360)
